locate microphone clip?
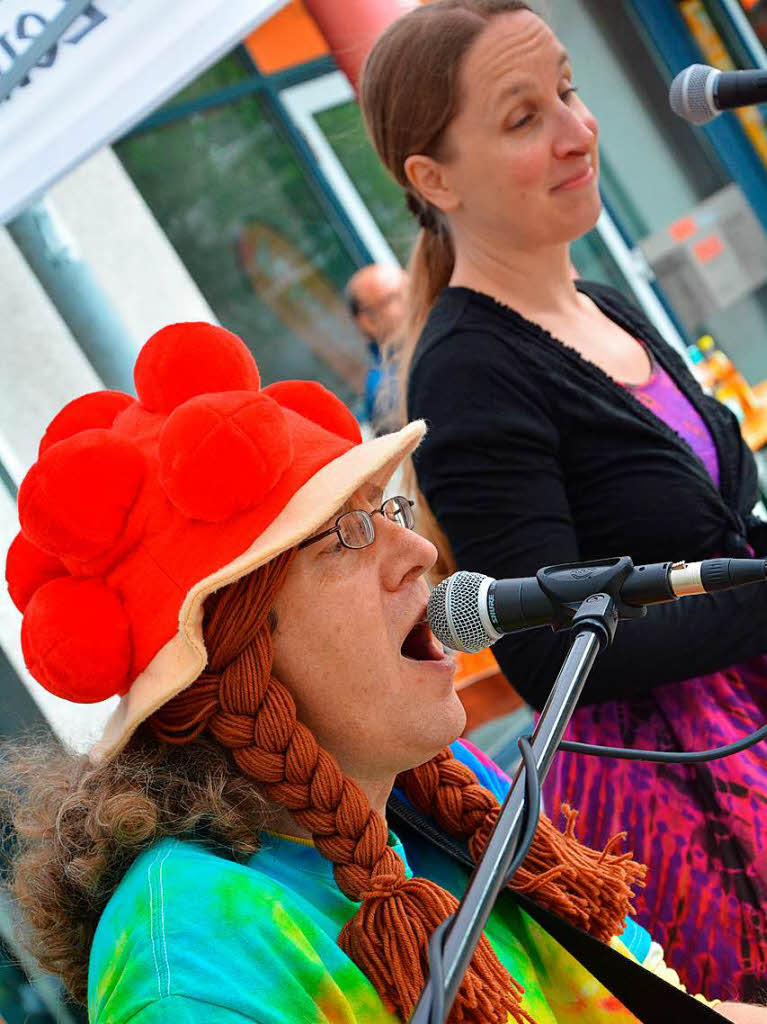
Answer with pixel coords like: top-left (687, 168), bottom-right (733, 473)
top-left (536, 556), bottom-right (646, 641)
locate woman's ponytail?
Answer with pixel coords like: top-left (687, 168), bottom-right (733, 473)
top-left (404, 222), bottom-right (455, 348)
top-left (360, 2), bottom-right (533, 583)
top-left (360, 0), bottom-right (532, 379)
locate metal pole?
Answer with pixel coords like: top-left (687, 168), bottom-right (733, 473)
top-left (7, 200), bottom-right (136, 393)
top-left (717, 0), bottom-right (767, 71)
top-left (409, 627), bottom-right (603, 1023)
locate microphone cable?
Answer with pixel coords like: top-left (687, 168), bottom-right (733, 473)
top-left (422, 568), bottom-right (767, 1021)
top-left (423, 735), bottom-right (541, 1024)
top-left (419, 718), bottom-right (767, 1022)
top-left (559, 721), bottom-right (767, 762)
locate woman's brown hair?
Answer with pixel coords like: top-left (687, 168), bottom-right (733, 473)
top-left (4, 548), bottom-right (644, 1023)
top-left (360, 0), bottom-right (532, 357)
top-left (360, 1), bottom-right (534, 577)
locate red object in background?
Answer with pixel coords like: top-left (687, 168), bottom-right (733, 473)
top-left (244, 1), bottom-right (329, 73)
top-left (303, 0), bottom-right (416, 90)
top-left (669, 215), bottom-right (698, 242)
top-left (694, 234), bottom-right (725, 264)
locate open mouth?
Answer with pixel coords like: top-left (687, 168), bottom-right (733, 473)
top-left (400, 617), bottom-right (446, 662)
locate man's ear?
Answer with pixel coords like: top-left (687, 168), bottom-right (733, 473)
top-left (404, 153), bottom-right (460, 215)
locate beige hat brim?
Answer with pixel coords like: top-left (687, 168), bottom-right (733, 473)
top-left (92, 420), bottom-right (425, 761)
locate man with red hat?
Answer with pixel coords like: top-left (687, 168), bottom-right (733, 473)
top-left (3, 322), bottom-right (758, 1023)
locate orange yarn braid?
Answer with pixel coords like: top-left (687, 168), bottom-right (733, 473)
top-left (151, 559), bottom-right (643, 1022)
top-left (397, 749), bottom-right (647, 943)
top-left (152, 556), bottom-right (526, 1024)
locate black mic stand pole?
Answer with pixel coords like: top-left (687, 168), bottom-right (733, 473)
top-left (409, 557), bottom-right (642, 1024)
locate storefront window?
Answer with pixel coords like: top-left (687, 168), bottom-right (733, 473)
top-left (314, 99), bottom-right (418, 264)
top-left (115, 55), bottom-right (367, 411)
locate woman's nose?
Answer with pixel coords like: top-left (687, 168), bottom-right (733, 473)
top-left (552, 103), bottom-right (598, 159)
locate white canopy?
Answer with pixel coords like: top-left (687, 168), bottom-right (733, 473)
top-left (0, 0), bottom-right (288, 224)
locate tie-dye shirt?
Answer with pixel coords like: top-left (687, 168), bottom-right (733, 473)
top-left (86, 741), bottom-right (692, 1023)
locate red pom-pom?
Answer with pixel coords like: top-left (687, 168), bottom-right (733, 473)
top-left (21, 577), bottom-right (132, 702)
top-left (5, 532), bottom-right (69, 613)
top-left (159, 391), bottom-right (292, 522)
top-left (39, 391), bottom-right (134, 456)
top-left (19, 429), bottom-right (146, 563)
top-left (264, 380), bottom-right (361, 443)
top-left (134, 323), bottom-right (260, 414)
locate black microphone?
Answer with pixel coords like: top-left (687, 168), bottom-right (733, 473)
top-left (670, 63), bottom-right (767, 125)
top-left (428, 558), bottom-right (767, 653)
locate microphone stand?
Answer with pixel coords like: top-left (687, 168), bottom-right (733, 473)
top-left (409, 556), bottom-right (643, 1024)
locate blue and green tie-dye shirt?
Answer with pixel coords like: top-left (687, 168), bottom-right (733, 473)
top-left (87, 741), bottom-right (687, 1023)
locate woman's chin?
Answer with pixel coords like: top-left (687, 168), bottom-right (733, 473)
top-left (565, 196), bottom-right (602, 245)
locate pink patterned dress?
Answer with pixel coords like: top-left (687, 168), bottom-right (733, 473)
top-left (543, 352), bottom-right (767, 1003)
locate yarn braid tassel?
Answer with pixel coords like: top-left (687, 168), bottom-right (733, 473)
top-left (470, 803), bottom-right (647, 943)
top-left (399, 750), bottom-right (646, 947)
top-left (339, 869), bottom-right (535, 1024)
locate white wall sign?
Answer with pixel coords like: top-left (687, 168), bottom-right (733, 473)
top-left (0, 0), bottom-right (288, 224)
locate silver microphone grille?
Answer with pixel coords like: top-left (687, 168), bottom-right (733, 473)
top-left (427, 571), bottom-right (493, 654)
top-left (669, 64), bottom-right (719, 125)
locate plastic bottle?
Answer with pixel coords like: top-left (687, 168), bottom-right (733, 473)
top-left (696, 334), bottom-right (721, 390)
top-left (697, 335), bottom-right (759, 419)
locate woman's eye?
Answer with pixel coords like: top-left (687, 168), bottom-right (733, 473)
top-left (560, 85), bottom-right (579, 101)
top-left (509, 113), bottom-right (533, 130)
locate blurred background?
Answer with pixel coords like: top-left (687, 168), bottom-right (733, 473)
top-left (6, 0), bottom-right (767, 1016)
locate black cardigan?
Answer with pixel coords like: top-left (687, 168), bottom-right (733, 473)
top-left (408, 282), bottom-right (767, 709)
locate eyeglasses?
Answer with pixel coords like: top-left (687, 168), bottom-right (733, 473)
top-left (298, 496), bottom-right (415, 551)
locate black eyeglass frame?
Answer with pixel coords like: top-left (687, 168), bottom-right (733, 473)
top-left (297, 496), bottom-right (415, 551)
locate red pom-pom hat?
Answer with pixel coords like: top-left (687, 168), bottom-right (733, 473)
top-left (5, 322), bottom-right (424, 759)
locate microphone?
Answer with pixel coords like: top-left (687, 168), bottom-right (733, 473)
top-left (670, 64), bottom-right (767, 125)
top-left (428, 558), bottom-right (767, 653)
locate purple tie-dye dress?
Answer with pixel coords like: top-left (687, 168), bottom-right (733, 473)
top-left (543, 352), bottom-right (767, 1003)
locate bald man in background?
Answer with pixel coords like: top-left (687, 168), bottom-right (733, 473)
top-left (346, 263), bottom-right (408, 435)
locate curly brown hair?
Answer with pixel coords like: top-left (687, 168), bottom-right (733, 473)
top-left (1, 728), bottom-right (273, 1006)
top-left (0, 558), bottom-right (288, 1008)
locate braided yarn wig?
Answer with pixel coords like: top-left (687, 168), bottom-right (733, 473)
top-left (152, 555), bottom-right (646, 1024)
